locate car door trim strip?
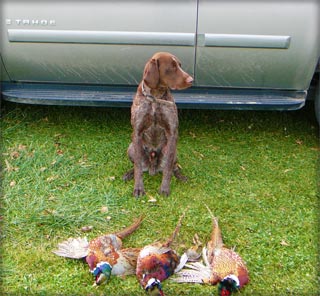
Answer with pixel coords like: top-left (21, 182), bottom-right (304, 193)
top-left (7, 29), bottom-right (195, 46)
top-left (201, 34), bottom-right (291, 49)
top-left (8, 30), bottom-right (291, 49)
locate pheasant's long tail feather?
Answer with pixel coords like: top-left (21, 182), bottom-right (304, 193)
top-left (211, 216), bottom-right (224, 249)
top-left (164, 207), bottom-right (188, 247)
top-left (115, 215), bottom-right (144, 239)
top-left (204, 205), bottom-right (224, 249)
top-left (52, 237), bottom-right (89, 259)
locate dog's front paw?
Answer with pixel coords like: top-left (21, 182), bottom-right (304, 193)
top-left (133, 187), bottom-right (145, 197)
top-left (159, 186), bottom-right (170, 197)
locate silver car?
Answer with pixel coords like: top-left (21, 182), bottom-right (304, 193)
top-left (1, 1), bottom-right (319, 118)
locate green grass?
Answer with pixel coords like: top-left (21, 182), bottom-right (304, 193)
top-left (1, 101), bottom-right (319, 295)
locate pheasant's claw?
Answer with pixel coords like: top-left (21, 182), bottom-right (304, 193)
top-left (186, 233), bottom-right (202, 262)
top-left (192, 233), bottom-right (202, 247)
top-left (186, 247), bottom-right (201, 262)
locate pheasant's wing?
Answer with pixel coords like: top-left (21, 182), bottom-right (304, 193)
top-left (172, 270), bottom-right (206, 283)
top-left (121, 247), bottom-right (142, 267)
top-left (155, 245), bottom-right (172, 254)
top-left (174, 252), bottom-right (188, 273)
top-left (52, 237), bottom-right (89, 259)
top-left (172, 261), bottom-right (211, 283)
top-left (110, 248), bottom-right (142, 276)
top-left (138, 245), bottom-right (171, 259)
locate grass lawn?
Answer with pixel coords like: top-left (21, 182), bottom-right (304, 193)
top-left (1, 101), bottom-right (319, 295)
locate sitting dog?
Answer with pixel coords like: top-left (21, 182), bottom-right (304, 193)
top-left (123, 52), bottom-right (193, 197)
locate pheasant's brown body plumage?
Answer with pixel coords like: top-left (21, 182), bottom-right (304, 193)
top-left (204, 217), bottom-right (249, 287)
top-left (85, 216), bottom-right (143, 271)
top-left (173, 211), bottom-right (249, 295)
top-left (53, 216), bottom-right (143, 284)
top-left (136, 244), bottom-right (180, 289)
top-left (136, 211), bottom-right (188, 295)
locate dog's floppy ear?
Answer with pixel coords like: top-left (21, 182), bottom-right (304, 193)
top-left (143, 58), bottom-right (159, 89)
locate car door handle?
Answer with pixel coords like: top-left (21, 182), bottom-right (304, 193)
top-left (198, 33), bottom-right (291, 49)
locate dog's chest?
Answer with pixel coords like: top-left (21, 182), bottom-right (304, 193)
top-left (139, 102), bottom-right (176, 146)
top-left (143, 124), bottom-right (166, 149)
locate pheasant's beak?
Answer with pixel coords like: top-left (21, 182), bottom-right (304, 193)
top-left (147, 286), bottom-right (164, 296)
top-left (95, 273), bottom-right (109, 285)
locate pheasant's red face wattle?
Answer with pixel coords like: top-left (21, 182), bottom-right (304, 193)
top-left (220, 289), bottom-right (231, 296)
top-left (86, 254), bottom-right (97, 270)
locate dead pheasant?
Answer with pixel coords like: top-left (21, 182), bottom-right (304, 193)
top-left (136, 210), bottom-right (188, 296)
top-left (53, 216), bottom-right (143, 285)
top-left (173, 208), bottom-right (249, 295)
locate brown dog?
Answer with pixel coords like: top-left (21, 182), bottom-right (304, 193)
top-left (123, 52), bottom-right (193, 197)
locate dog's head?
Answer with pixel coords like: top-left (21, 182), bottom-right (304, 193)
top-left (143, 52), bottom-right (193, 90)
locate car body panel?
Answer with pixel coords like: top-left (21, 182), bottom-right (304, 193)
top-left (0, 55), bottom-right (10, 81)
top-left (0, 0), bottom-right (319, 111)
top-left (1, 0), bottom-right (197, 84)
top-left (196, 1), bottom-right (320, 89)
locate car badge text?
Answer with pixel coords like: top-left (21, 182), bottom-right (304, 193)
top-left (6, 19), bottom-right (56, 26)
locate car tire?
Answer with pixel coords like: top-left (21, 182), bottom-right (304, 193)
top-left (315, 77), bottom-right (320, 124)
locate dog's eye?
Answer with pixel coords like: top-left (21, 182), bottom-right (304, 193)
top-left (171, 60), bottom-right (178, 69)
top-left (165, 67), bottom-right (174, 75)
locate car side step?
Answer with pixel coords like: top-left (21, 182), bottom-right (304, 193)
top-left (1, 82), bottom-right (306, 110)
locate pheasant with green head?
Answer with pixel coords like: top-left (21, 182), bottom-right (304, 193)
top-left (53, 216), bottom-right (143, 285)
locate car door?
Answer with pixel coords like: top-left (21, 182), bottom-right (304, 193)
top-left (1, 0), bottom-right (197, 85)
top-left (196, 1), bottom-right (319, 90)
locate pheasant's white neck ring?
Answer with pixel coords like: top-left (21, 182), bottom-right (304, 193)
top-left (145, 277), bottom-right (162, 291)
top-left (222, 274), bottom-right (240, 288)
